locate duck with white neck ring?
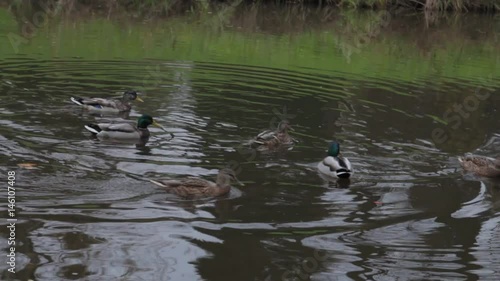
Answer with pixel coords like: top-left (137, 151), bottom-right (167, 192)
top-left (84, 114), bottom-right (174, 141)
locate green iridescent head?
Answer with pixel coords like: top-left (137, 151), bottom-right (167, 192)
top-left (327, 141), bottom-right (340, 157)
top-left (137, 114), bottom-right (155, 128)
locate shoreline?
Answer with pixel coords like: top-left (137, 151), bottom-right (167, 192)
top-left (1, 0), bottom-right (498, 16)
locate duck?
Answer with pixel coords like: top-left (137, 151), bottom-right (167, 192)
top-left (84, 114), bottom-right (173, 141)
top-left (251, 120), bottom-right (294, 149)
top-left (70, 90), bottom-right (144, 112)
top-left (149, 168), bottom-right (244, 198)
top-left (458, 154), bottom-right (500, 178)
top-left (317, 141), bottom-right (352, 179)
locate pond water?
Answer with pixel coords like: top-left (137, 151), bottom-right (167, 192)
top-left (0, 3), bottom-right (499, 281)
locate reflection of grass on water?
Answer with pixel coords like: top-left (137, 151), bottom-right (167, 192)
top-left (1, 2), bottom-right (497, 86)
top-left (337, 0), bottom-right (498, 11)
top-left (2, 0), bottom-right (499, 13)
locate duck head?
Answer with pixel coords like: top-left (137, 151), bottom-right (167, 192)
top-left (123, 90), bottom-right (144, 102)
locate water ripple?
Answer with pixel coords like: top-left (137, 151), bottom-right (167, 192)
top-left (0, 54), bottom-right (499, 281)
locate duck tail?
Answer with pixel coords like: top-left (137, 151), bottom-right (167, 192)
top-left (84, 124), bottom-right (101, 134)
top-left (249, 139), bottom-right (265, 149)
top-left (336, 170), bottom-right (351, 179)
top-left (70, 97), bottom-right (84, 106)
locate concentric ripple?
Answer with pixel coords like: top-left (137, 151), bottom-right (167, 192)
top-left (1, 49), bottom-right (499, 281)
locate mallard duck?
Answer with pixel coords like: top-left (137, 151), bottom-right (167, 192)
top-left (251, 120), bottom-right (294, 148)
top-left (84, 114), bottom-right (173, 141)
top-left (317, 141), bottom-right (352, 179)
top-left (458, 154), bottom-right (500, 178)
top-left (149, 168), bottom-right (244, 198)
top-left (70, 90), bottom-right (144, 112)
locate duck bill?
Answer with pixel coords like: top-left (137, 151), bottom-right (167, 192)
top-left (135, 96), bottom-right (144, 102)
top-left (153, 120), bottom-right (167, 131)
top-left (153, 121), bottom-right (175, 140)
top-left (234, 178), bottom-right (245, 186)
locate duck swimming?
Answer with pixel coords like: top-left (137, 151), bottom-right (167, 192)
top-left (70, 90), bottom-right (144, 112)
top-left (84, 114), bottom-right (173, 141)
top-left (251, 120), bottom-right (294, 149)
top-left (317, 141), bottom-right (352, 179)
top-left (149, 168), bottom-right (243, 198)
top-left (458, 154), bottom-right (500, 178)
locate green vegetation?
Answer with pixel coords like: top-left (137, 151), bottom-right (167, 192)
top-left (332, 0), bottom-right (498, 11)
top-left (0, 4), bottom-right (498, 87)
top-left (1, 0), bottom-right (498, 15)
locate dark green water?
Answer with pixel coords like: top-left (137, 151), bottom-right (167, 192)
top-left (0, 3), bottom-right (499, 281)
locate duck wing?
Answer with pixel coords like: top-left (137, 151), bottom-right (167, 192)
top-left (98, 122), bottom-right (137, 133)
top-left (256, 129), bottom-right (276, 141)
top-left (252, 129), bottom-right (280, 146)
top-left (323, 156), bottom-right (351, 172)
top-left (459, 155), bottom-right (496, 167)
top-left (342, 156), bottom-right (352, 171)
top-left (79, 97), bottom-right (121, 108)
top-left (150, 177), bottom-right (217, 197)
top-left (150, 177), bottom-right (215, 188)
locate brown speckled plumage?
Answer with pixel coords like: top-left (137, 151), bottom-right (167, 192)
top-left (71, 90), bottom-right (143, 112)
top-left (252, 121), bottom-right (294, 149)
top-left (149, 168), bottom-right (242, 198)
top-left (458, 154), bottom-right (500, 178)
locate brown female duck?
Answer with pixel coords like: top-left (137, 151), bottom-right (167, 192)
top-left (149, 168), bottom-right (243, 198)
top-left (458, 154), bottom-right (500, 178)
top-left (251, 120), bottom-right (294, 149)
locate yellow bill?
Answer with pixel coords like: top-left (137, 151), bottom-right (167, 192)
top-left (153, 120), bottom-right (175, 140)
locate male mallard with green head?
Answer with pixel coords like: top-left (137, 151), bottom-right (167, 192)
top-left (458, 154), bottom-right (500, 178)
top-left (149, 168), bottom-right (244, 198)
top-left (317, 141), bottom-right (352, 179)
top-left (70, 90), bottom-right (144, 112)
top-left (251, 120), bottom-right (294, 149)
top-left (84, 114), bottom-right (173, 141)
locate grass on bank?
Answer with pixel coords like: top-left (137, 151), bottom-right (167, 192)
top-left (2, 0), bottom-right (499, 14)
top-left (333, 0), bottom-right (498, 12)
